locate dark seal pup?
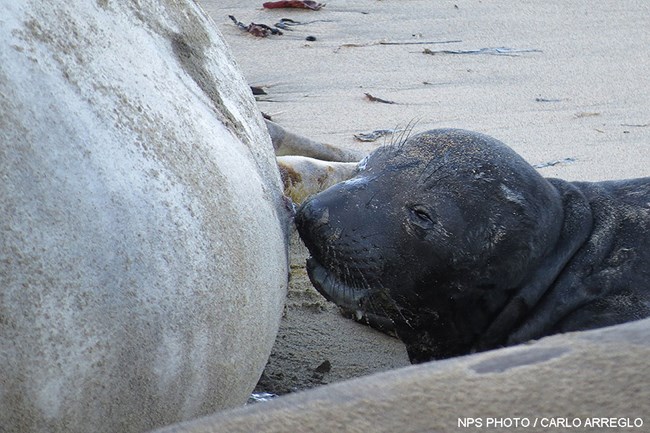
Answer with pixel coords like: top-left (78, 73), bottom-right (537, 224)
top-left (295, 129), bottom-right (650, 363)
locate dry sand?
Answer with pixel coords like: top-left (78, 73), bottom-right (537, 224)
top-left (198, 0), bottom-right (650, 394)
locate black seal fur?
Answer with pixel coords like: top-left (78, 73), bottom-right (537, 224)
top-left (295, 129), bottom-right (650, 363)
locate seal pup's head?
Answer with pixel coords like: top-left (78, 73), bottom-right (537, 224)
top-left (295, 129), bottom-right (566, 362)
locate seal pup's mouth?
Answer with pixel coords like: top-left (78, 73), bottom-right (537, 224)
top-left (305, 257), bottom-right (400, 336)
top-left (305, 257), bottom-right (370, 312)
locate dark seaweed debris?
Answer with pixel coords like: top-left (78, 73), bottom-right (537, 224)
top-left (274, 18), bottom-right (300, 30)
top-left (535, 97), bottom-right (562, 102)
top-left (274, 18), bottom-right (333, 30)
top-left (423, 47), bottom-right (542, 56)
top-left (533, 157), bottom-right (576, 169)
top-left (338, 39), bottom-right (461, 50)
top-left (364, 93), bottom-right (396, 104)
top-left (229, 15), bottom-right (283, 37)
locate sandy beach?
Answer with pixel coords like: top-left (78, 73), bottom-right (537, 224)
top-left (199, 0), bottom-right (650, 394)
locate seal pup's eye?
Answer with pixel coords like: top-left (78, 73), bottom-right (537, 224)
top-left (409, 205), bottom-right (435, 225)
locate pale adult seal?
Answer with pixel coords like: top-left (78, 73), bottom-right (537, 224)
top-left (1, 1), bottom-right (288, 431)
top-left (295, 128), bottom-right (650, 363)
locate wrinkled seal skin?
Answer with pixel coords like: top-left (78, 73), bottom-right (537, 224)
top-left (295, 129), bottom-right (650, 363)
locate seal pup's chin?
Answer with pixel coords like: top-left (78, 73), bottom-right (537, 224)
top-left (305, 257), bottom-right (370, 311)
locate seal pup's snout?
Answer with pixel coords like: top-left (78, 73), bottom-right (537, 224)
top-left (296, 193), bottom-right (378, 316)
top-left (295, 196), bottom-right (330, 247)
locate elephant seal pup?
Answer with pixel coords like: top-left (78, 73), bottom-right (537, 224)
top-left (295, 128), bottom-right (650, 363)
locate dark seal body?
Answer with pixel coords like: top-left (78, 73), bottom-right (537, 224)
top-left (295, 129), bottom-right (650, 363)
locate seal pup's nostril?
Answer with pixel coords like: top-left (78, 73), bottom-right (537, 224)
top-left (295, 197), bottom-right (330, 236)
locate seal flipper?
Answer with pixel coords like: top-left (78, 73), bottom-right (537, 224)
top-left (475, 179), bottom-right (593, 351)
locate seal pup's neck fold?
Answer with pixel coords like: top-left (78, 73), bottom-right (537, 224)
top-left (475, 179), bottom-right (593, 351)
